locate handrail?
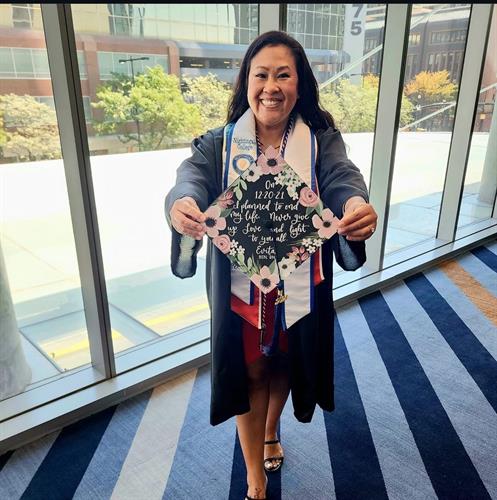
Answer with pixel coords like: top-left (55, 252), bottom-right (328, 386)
top-left (399, 82), bottom-right (497, 131)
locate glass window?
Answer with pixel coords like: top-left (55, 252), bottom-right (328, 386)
top-left (457, 11), bottom-right (497, 235)
top-left (427, 53), bottom-right (434, 72)
top-left (385, 4), bottom-right (471, 256)
top-left (13, 48), bottom-right (33, 76)
top-left (0, 48), bottom-right (16, 77)
top-left (71, 4), bottom-right (258, 373)
top-left (0, 4), bottom-right (99, 409)
top-left (447, 52), bottom-right (454, 75)
top-left (32, 49), bottom-right (50, 77)
top-left (77, 50), bottom-right (87, 79)
top-left (12, 3), bottom-right (33, 28)
top-left (435, 53), bottom-right (441, 70)
top-left (97, 52), bottom-right (113, 79)
top-left (453, 51), bottom-right (463, 79)
top-left (287, 3), bottom-right (386, 274)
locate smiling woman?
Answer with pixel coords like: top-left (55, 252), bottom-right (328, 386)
top-left (247, 45), bottom-right (299, 145)
top-left (165, 31), bottom-right (377, 500)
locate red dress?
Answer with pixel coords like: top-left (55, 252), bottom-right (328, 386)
top-left (231, 251), bottom-right (324, 365)
top-left (231, 286), bottom-right (288, 365)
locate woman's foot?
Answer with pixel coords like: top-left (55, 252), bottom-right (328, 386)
top-left (246, 473), bottom-right (267, 499)
top-left (264, 437), bottom-right (284, 472)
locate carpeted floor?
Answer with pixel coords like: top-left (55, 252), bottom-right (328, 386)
top-left (1, 240), bottom-right (497, 500)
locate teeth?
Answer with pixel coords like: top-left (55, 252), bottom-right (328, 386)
top-left (261, 99), bottom-right (281, 107)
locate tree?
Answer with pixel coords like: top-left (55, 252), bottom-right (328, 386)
top-left (0, 112), bottom-right (7, 150)
top-left (182, 73), bottom-right (232, 131)
top-left (0, 94), bottom-right (61, 162)
top-left (320, 74), bottom-right (413, 132)
top-left (405, 70), bottom-right (458, 107)
top-left (92, 66), bottom-right (202, 151)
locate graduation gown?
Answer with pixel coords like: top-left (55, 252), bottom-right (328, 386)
top-left (165, 125), bottom-right (369, 426)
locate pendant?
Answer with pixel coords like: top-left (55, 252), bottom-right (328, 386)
top-left (275, 289), bottom-right (288, 305)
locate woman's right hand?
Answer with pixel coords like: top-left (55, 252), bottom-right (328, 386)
top-left (170, 197), bottom-right (206, 240)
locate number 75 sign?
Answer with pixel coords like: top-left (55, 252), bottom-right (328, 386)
top-left (343, 3), bottom-right (366, 85)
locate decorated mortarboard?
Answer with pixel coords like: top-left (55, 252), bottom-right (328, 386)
top-left (202, 146), bottom-right (340, 294)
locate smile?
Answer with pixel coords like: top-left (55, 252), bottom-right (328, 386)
top-left (260, 98), bottom-right (282, 108)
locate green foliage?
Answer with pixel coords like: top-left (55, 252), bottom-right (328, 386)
top-left (182, 73), bottom-right (232, 131)
top-left (0, 94), bottom-right (61, 162)
top-left (92, 66), bottom-right (202, 151)
top-left (0, 111), bottom-right (6, 150)
top-left (320, 74), bottom-right (413, 132)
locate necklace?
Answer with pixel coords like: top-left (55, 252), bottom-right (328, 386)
top-left (255, 115), bottom-right (294, 157)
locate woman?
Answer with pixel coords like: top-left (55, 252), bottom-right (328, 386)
top-left (166, 31), bottom-right (377, 500)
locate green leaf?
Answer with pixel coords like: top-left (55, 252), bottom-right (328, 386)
top-left (269, 260), bottom-right (276, 274)
top-left (236, 253), bottom-right (245, 267)
top-left (239, 179), bottom-right (247, 190)
top-left (235, 188), bottom-right (243, 201)
top-left (306, 206), bottom-right (314, 216)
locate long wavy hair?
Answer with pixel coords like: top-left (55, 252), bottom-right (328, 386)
top-left (226, 31), bottom-right (334, 130)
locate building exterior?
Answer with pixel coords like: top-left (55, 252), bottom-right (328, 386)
top-left (0, 3), bottom-right (494, 152)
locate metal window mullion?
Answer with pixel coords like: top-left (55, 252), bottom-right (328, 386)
top-left (41, 4), bottom-right (115, 378)
top-left (258, 4), bottom-right (280, 34)
top-left (366, 4), bottom-right (411, 272)
top-left (11, 47), bottom-right (18, 78)
top-left (437, 4), bottom-right (494, 241)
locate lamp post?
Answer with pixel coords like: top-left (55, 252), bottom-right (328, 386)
top-left (119, 56), bottom-right (149, 150)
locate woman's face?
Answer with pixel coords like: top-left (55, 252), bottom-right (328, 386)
top-left (247, 44), bottom-right (299, 132)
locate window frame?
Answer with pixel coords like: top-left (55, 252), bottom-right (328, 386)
top-left (2, 2), bottom-right (496, 454)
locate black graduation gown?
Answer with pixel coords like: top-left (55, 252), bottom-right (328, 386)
top-left (165, 125), bottom-right (369, 426)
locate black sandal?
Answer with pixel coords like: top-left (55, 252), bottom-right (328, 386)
top-left (264, 439), bottom-right (284, 473)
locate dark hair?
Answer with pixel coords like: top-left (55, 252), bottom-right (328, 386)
top-left (227, 31), bottom-right (334, 130)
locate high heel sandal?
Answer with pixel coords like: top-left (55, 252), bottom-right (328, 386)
top-left (264, 439), bottom-right (284, 473)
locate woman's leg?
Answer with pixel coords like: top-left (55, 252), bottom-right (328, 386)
top-left (264, 354), bottom-right (290, 469)
top-left (236, 356), bottom-right (270, 499)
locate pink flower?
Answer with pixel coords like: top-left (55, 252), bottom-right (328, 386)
top-left (213, 234), bottom-right (231, 254)
top-left (287, 245), bottom-right (309, 263)
top-left (217, 190), bottom-right (234, 209)
top-left (312, 208), bottom-right (339, 239)
top-left (203, 205), bottom-right (226, 237)
top-left (251, 265), bottom-right (279, 293)
top-left (299, 186), bottom-right (319, 207)
top-left (257, 145), bottom-right (285, 175)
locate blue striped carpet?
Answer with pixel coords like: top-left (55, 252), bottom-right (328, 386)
top-left (1, 239), bottom-right (497, 500)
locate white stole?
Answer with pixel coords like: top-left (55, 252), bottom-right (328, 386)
top-left (222, 109), bottom-right (324, 329)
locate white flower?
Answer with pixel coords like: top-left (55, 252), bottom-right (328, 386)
top-left (278, 257), bottom-right (297, 279)
top-left (245, 163), bottom-right (262, 182)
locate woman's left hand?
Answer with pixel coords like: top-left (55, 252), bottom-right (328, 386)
top-left (337, 196), bottom-right (378, 241)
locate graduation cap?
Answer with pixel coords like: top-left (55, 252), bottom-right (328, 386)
top-left (202, 147), bottom-right (340, 294)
